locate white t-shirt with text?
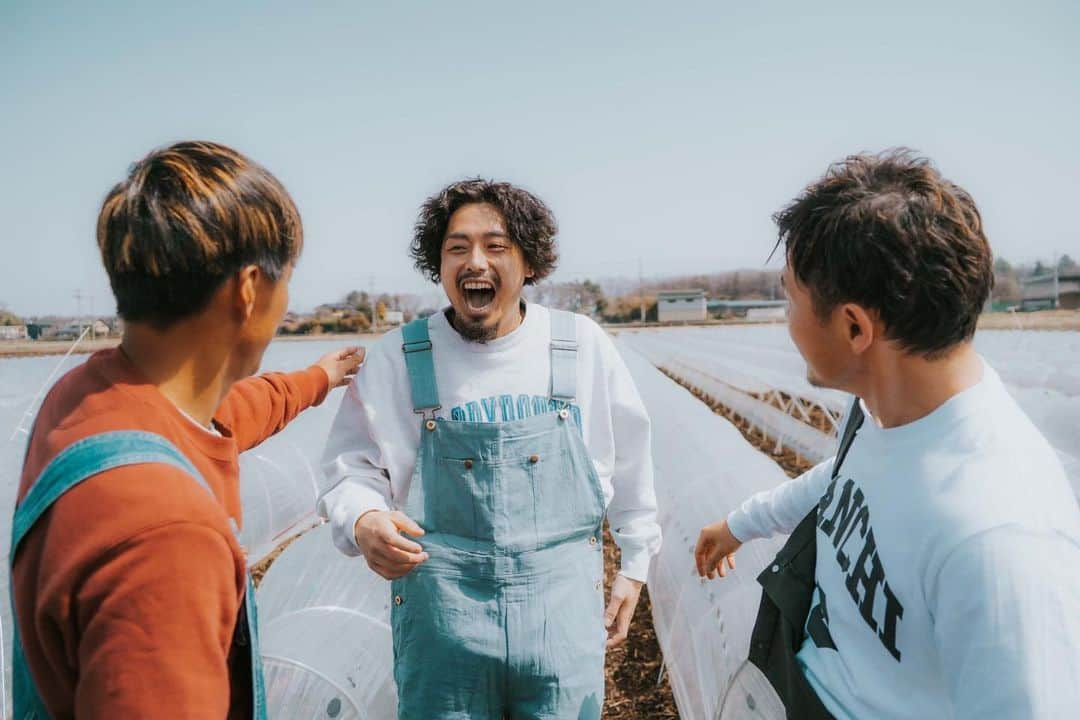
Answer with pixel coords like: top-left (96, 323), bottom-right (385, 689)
top-left (728, 361), bottom-right (1080, 719)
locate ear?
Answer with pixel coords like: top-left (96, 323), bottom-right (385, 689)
top-left (234, 265), bottom-right (261, 322)
top-left (839, 303), bottom-right (876, 355)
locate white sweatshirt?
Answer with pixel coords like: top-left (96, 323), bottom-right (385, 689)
top-left (319, 303), bottom-right (662, 581)
top-left (727, 360), bottom-right (1080, 719)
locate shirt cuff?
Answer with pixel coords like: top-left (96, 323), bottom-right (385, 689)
top-left (619, 550), bottom-right (653, 584)
top-left (726, 508), bottom-right (755, 544)
top-left (320, 486), bottom-right (390, 557)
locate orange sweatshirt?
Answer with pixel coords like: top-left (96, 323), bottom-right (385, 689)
top-left (13, 348), bottom-right (330, 719)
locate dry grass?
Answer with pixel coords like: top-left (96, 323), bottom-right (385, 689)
top-left (250, 531), bottom-right (307, 587)
top-left (0, 337), bottom-right (120, 358)
top-left (977, 309), bottom-right (1080, 331)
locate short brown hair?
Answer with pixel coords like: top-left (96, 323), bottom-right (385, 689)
top-left (774, 149), bottom-right (994, 358)
top-left (411, 179), bottom-right (558, 285)
top-left (97, 141), bottom-right (303, 328)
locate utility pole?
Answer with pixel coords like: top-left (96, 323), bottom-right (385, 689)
top-left (1052, 251), bottom-right (1060, 309)
top-left (369, 274), bottom-right (378, 331)
top-left (73, 290), bottom-right (84, 330)
top-left (638, 257), bottom-right (646, 325)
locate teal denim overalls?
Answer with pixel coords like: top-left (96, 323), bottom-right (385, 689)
top-left (392, 310), bottom-right (607, 719)
top-left (10, 431), bottom-right (268, 720)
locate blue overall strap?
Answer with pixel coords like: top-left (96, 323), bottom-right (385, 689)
top-left (549, 310), bottom-right (578, 401)
top-left (245, 573), bottom-right (268, 720)
top-left (11, 431), bottom-right (209, 550)
top-left (401, 317), bottom-right (441, 414)
top-left (9, 431), bottom-right (268, 720)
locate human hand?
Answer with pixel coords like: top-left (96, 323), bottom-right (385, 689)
top-left (354, 510), bottom-right (428, 580)
top-left (315, 346), bottom-right (364, 389)
top-left (605, 574), bottom-right (644, 648)
top-left (694, 519), bottom-right (741, 579)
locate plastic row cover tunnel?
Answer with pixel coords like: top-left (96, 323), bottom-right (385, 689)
top-left (257, 523), bottom-right (396, 719)
top-left (618, 342), bottom-right (794, 719)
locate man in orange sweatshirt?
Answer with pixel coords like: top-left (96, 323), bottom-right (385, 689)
top-left (12, 140), bottom-right (362, 719)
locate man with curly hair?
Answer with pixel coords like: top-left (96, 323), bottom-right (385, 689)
top-left (320, 179), bottom-right (662, 719)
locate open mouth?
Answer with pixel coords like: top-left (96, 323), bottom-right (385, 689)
top-left (461, 279), bottom-right (496, 312)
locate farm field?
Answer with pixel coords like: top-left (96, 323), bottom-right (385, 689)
top-left (1, 324), bottom-right (1076, 717)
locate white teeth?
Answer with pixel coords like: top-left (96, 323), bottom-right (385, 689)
top-left (463, 281), bottom-right (493, 290)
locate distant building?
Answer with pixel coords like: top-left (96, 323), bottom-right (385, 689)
top-left (1021, 272), bottom-right (1080, 311)
top-left (383, 310), bottom-right (405, 325)
top-left (54, 323), bottom-right (86, 340)
top-left (746, 306), bottom-right (787, 322)
top-left (708, 299), bottom-right (789, 319)
top-left (0, 325), bottom-right (28, 340)
top-left (657, 290), bottom-right (707, 323)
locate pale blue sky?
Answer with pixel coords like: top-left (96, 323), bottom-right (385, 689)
top-left (2, 0), bottom-right (1078, 316)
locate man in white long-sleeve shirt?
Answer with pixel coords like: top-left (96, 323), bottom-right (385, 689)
top-left (696, 150), bottom-right (1080, 719)
top-left (320, 179), bottom-right (661, 719)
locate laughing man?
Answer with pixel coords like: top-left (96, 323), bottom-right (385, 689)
top-left (320, 179), bottom-right (662, 719)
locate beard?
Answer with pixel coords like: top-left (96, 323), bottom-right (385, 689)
top-left (451, 312), bottom-right (499, 343)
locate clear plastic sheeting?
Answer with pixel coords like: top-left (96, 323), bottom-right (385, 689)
top-left (257, 523), bottom-right (396, 719)
top-left (664, 360), bottom-right (835, 463)
top-left (239, 431), bottom-right (324, 565)
top-left (624, 326), bottom-right (1080, 500)
top-left (237, 340), bottom-right (371, 565)
top-left (623, 328), bottom-right (849, 413)
top-left (619, 343), bottom-right (790, 719)
top-left (717, 662), bottom-right (786, 720)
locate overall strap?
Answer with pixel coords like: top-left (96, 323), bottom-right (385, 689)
top-left (831, 397), bottom-right (864, 480)
top-left (11, 431), bottom-right (218, 720)
top-left (549, 310), bottom-right (578, 402)
top-left (401, 318), bottom-right (441, 415)
top-left (12, 431), bottom-right (211, 552)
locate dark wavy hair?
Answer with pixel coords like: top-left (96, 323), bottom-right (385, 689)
top-left (774, 149), bottom-right (994, 358)
top-left (411, 179), bottom-right (558, 285)
top-left (97, 141), bottom-right (302, 328)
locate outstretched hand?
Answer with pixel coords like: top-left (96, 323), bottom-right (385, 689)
top-left (694, 519), bottom-right (741, 580)
top-left (315, 346), bottom-right (364, 389)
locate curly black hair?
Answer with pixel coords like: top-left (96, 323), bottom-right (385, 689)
top-left (411, 179), bottom-right (558, 285)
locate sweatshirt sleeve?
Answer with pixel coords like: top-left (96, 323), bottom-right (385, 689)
top-left (72, 520), bottom-right (241, 719)
top-left (599, 328), bottom-right (662, 583)
top-left (926, 526), bottom-right (1080, 719)
top-left (318, 359), bottom-right (396, 558)
top-left (218, 366), bottom-right (330, 453)
top-left (726, 458), bottom-right (835, 542)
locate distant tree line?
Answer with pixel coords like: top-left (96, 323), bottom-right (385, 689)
top-left (991, 255), bottom-right (1078, 306)
top-left (525, 254), bottom-right (1079, 322)
top-left (278, 290), bottom-right (422, 335)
